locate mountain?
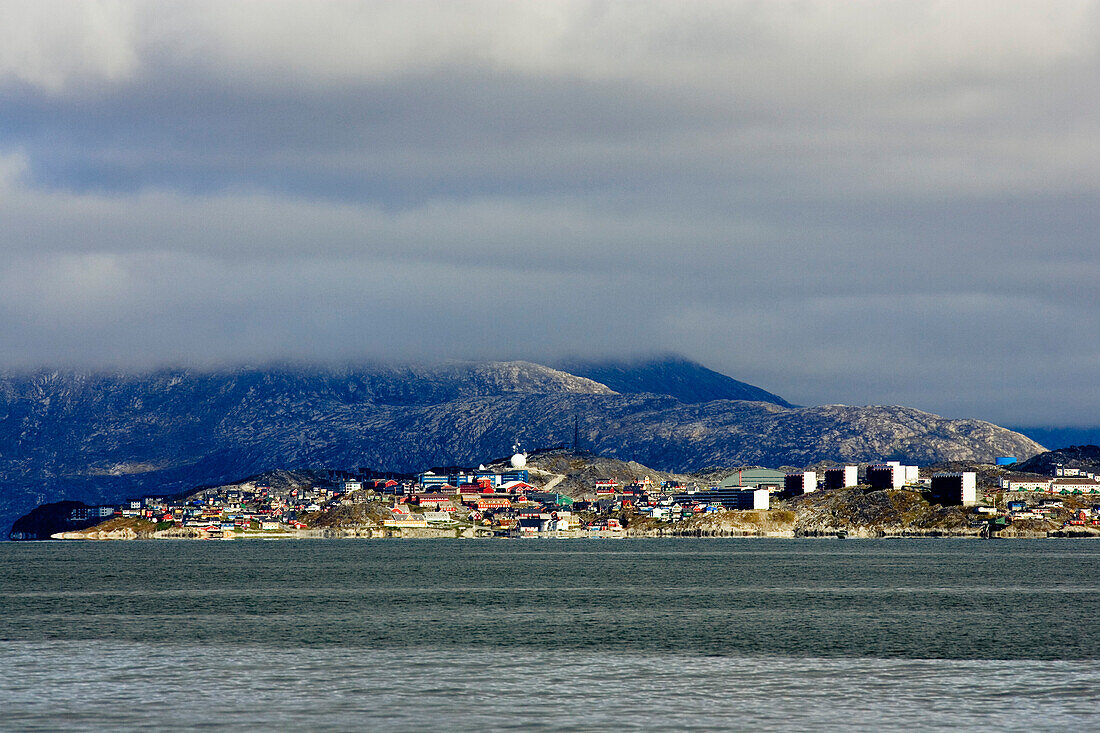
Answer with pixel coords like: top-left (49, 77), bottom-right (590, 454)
top-left (559, 355), bottom-right (793, 406)
top-left (0, 360), bottom-right (1043, 536)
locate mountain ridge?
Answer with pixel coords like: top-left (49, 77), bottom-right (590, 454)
top-left (558, 354), bottom-right (793, 406)
top-left (0, 358), bottom-right (1043, 535)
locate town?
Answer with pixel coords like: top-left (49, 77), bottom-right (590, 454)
top-left (39, 449), bottom-right (1100, 541)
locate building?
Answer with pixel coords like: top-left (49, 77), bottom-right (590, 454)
top-left (823, 465), bottom-right (859, 490)
top-left (417, 471), bottom-right (455, 488)
top-left (473, 471), bottom-right (502, 488)
top-left (383, 514), bottom-right (429, 528)
top-left (414, 493), bottom-right (453, 508)
top-left (783, 471), bottom-right (817, 498)
top-left (719, 468), bottom-right (787, 490)
top-left (514, 511), bottom-right (573, 536)
top-left (475, 496), bottom-right (512, 511)
top-left (68, 505), bottom-right (116, 522)
top-left (999, 476), bottom-right (1051, 492)
top-left (1049, 478), bottom-right (1100, 494)
top-left (420, 468), bottom-right (528, 488)
top-left (498, 469), bottom-right (529, 484)
top-left (674, 487), bottom-right (769, 510)
top-left (867, 462), bottom-right (919, 490)
top-left (730, 488), bottom-right (770, 510)
top-left (930, 472), bottom-right (977, 506)
top-left (526, 492), bottom-right (573, 506)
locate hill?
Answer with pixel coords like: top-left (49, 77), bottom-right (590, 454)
top-left (560, 355), bottom-right (793, 406)
top-left (0, 360), bottom-right (1043, 535)
top-left (1012, 445), bottom-right (1100, 475)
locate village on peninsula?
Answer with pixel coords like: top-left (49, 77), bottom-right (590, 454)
top-left (19, 444), bottom-right (1100, 542)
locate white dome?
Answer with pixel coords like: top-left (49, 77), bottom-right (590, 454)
top-left (510, 453), bottom-right (527, 469)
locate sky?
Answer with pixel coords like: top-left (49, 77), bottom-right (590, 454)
top-left (0, 0), bottom-right (1097, 425)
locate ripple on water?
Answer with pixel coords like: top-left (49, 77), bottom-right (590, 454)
top-left (1, 641), bottom-right (1099, 731)
top-left (1, 539), bottom-right (1098, 729)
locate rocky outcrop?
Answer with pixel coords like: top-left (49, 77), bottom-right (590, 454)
top-left (9, 501), bottom-right (107, 540)
top-left (50, 517), bottom-right (159, 540)
top-left (53, 527), bottom-right (142, 540)
top-left (651, 509), bottom-right (797, 537)
top-left (786, 487), bottom-right (980, 537)
top-left (1013, 445), bottom-right (1100, 475)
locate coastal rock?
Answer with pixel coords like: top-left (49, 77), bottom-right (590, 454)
top-left (52, 527), bottom-right (140, 540)
top-left (787, 487), bottom-right (977, 537)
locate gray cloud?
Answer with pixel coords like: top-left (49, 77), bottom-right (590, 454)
top-left (0, 1), bottom-right (1098, 425)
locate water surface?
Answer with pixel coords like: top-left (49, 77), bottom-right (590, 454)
top-left (2, 538), bottom-right (1097, 730)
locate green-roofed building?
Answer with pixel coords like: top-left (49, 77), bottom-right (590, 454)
top-left (719, 468), bottom-right (787, 489)
top-left (526, 491), bottom-right (574, 506)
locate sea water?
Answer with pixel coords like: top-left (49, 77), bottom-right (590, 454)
top-left (1, 538), bottom-right (1098, 730)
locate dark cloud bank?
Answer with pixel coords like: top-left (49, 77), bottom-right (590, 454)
top-left (0, 1), bottom-right (1098, 426)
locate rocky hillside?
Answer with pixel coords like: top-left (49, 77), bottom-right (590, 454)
top-left (786, 487), bottom-right (975, 537)
top-left (1012, 445), bottom-right (1100, 475)
top-left (521, 449), bottom-right (703, 498)
top-left (0, 359), bottom-right (1043, 535)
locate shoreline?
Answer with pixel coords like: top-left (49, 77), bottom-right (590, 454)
top-left (48, 527), bottom-right (1097, 541)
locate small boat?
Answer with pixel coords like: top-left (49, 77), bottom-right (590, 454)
top-left (836, 529), bottom-right (848, 539)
